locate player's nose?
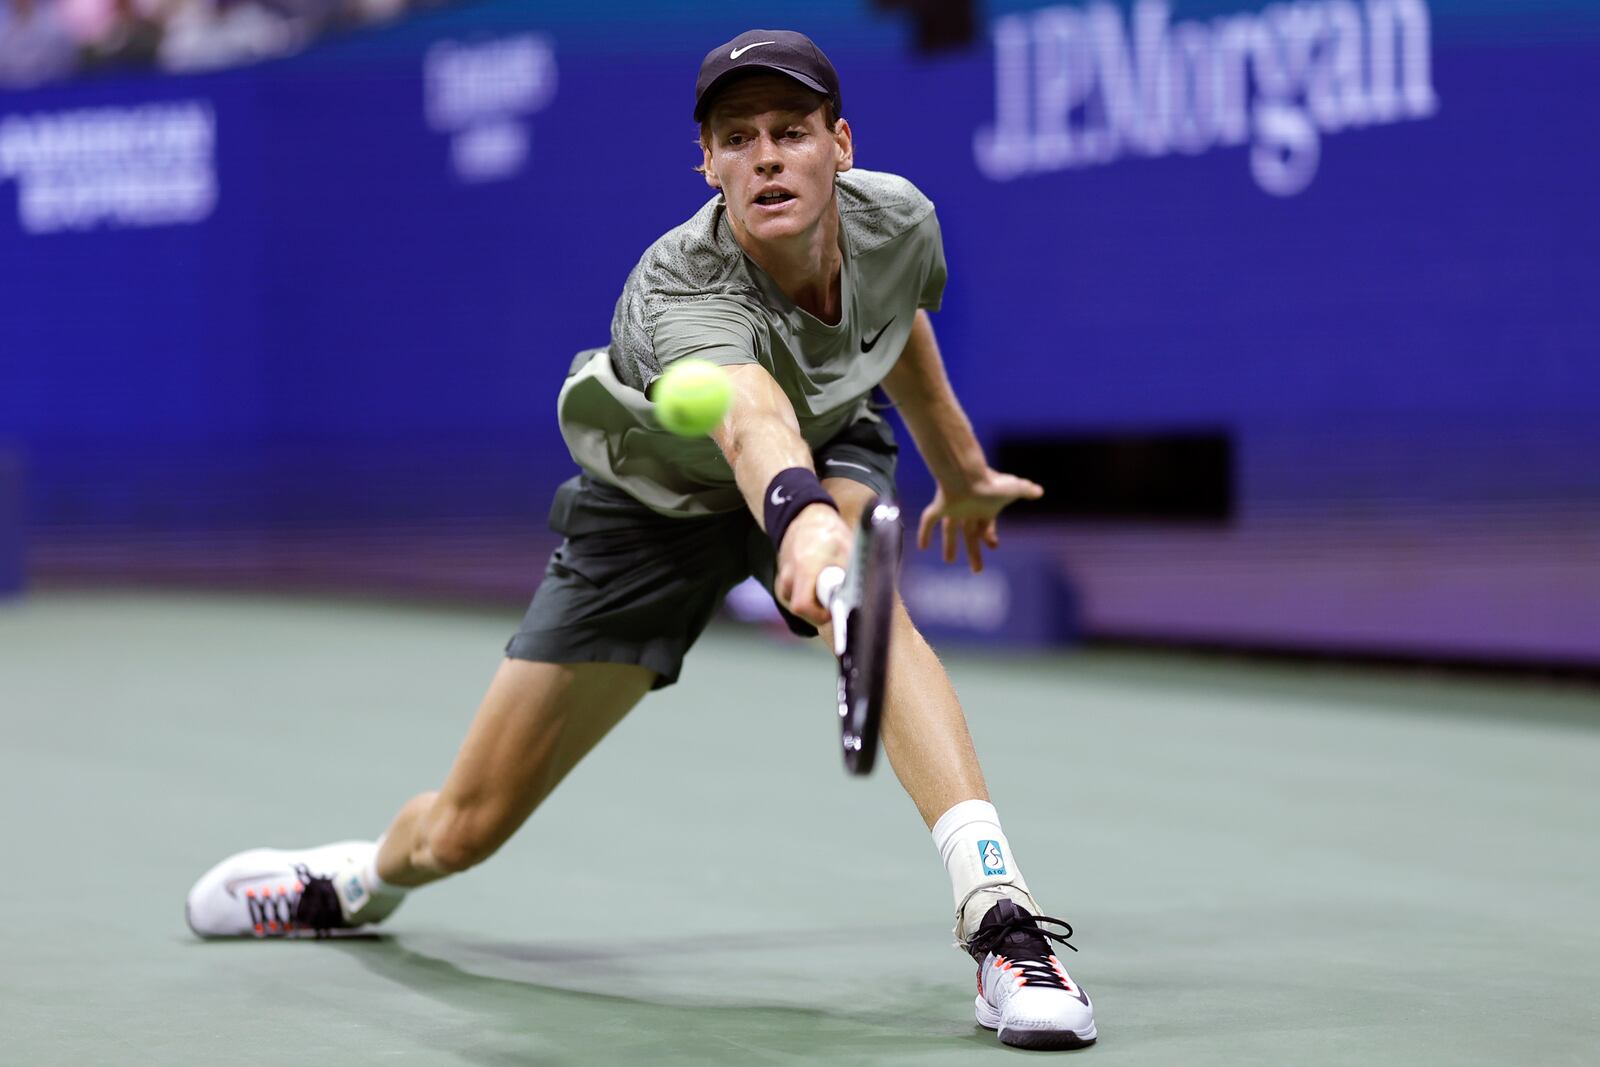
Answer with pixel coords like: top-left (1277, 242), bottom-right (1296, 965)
top-left (754, 133), bottom-right (783, 174)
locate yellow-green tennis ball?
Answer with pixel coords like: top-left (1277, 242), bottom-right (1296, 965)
top-left (654, 359), bottom-right (733, 436)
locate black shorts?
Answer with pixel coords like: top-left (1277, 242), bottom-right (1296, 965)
top-left (505, 417), bottom-right (897, 688)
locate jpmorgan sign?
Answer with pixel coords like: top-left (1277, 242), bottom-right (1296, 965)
top-left (975, 0), bottom-right (1438, 196)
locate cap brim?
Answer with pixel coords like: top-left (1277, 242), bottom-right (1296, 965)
top-left (694, 64), bottom-right (832, 121)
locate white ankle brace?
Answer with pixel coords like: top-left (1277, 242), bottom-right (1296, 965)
top-left (931, 799), bottom-right (1040, 945)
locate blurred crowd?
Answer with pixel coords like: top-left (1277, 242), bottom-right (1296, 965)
top-left (0, 0), bottom-right (446, 86)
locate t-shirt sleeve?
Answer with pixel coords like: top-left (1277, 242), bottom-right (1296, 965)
top-left (918, 211), bottom-right (949, 312)
top-left (647, 298), bottom-right (763, 393)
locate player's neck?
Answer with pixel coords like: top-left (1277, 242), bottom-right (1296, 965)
top-left (735, 202), bottom-right (844, 326)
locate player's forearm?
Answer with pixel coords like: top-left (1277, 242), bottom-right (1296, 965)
top-left (711, 364), bottom-right (817, 528)
top-left (711, 363), bottom-right (848, 622)
top-left (881, 310), bottom-right (989, 488)
top-left (724, 413), bottom-right (820, 526)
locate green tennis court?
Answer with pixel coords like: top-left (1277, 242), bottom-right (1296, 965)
top-left (4, 592), bottom-right (1597, 1065)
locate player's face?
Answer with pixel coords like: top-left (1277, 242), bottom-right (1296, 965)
top-left (702, 76), bottom-right (854, 247)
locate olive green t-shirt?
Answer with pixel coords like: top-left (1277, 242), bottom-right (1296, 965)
top-left (557, 168), bottom-right (947, 516)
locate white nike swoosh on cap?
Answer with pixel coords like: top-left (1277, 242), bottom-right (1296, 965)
top-left (731, 41), bottom-right (777, 59)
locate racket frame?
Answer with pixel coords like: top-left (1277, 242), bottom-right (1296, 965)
top-left (818, 499), bottom-right (901, 776)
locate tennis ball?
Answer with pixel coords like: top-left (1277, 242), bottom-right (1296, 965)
top-left (653, 359), bottom-right (733, 437)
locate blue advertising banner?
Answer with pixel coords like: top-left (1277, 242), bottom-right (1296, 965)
top-left (902, 549), bottom-right (1079, 648)
top-left (2, 0), bottom-right (1597, 658)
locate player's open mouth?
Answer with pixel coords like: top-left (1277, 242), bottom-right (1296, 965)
top-left (754, 190), bottom-right (796, 208)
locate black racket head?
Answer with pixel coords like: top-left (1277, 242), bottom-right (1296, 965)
top-left (837, 499), bottom-right (901, 775)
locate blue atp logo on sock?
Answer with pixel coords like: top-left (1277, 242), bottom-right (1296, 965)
top-left (979, 840), bottom-right (1007, 876)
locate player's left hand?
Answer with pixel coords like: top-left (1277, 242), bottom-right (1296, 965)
top-left (917, 469), bottom-right (1044, 573)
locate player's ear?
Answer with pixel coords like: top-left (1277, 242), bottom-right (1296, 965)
top-left (833, 117), bottom-right (853, 174)
top-left (702, 143), bottom-right (721, 190)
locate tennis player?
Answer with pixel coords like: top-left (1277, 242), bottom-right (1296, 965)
top-left (186, 29), bottom-right (1095, 1051)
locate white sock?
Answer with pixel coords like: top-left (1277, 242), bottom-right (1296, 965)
top-left (335, 838), bottom-right (406, 922)
top-left (362, 843), bottom-right (404, 900)
top-left (931, 799), bottom-right (1039, 946)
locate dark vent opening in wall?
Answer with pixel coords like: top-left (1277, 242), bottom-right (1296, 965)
top-left (995, 430), bottom-right (1234, 522)
top-left (871, 0), bottom-right (979, 51)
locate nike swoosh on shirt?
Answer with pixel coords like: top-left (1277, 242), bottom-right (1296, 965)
top-left (860, 316), bottom-right (896, 352)
top-left (224, 871), bottom-right (286, 898)
top-left (731, 41), bottom-right (776, 59)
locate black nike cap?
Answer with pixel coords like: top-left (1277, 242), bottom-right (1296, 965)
top-left (693, 29), bottom-right (842, 122)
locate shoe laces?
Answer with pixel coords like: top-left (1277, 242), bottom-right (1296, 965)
top-left (244, 864), bottom-right (344, 938)
top-left (968, 909), bottom-right (1079, 991)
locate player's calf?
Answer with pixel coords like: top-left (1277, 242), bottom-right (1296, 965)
top-left (420, 801), bottom-right (511, 876)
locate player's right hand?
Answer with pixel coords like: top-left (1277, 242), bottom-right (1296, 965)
top-left (775, 503), bottom-right (852, 625)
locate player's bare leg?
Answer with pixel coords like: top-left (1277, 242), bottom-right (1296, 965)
top-left (877, 599), bottom-right (991, 824)
top-left (376, 659), bottom-right (656, 886)
top-left (824, 477), bottom-right (988, 824)
top-left (185, 659), bottom-right (654, 936)
top-left (825, 476), bottom-right (1096, 1050)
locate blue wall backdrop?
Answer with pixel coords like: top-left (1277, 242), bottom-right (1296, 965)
top-left (3, 0), bottom-right (1598, 660)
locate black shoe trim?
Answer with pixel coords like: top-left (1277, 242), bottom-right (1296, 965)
top-left (999, 1026), bottom-right (1097, 1051)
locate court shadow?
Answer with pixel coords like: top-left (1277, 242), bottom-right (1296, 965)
top-left (443, 920), bottom-right (927, 965)
top-left (326, 929), bottom-right (1011, 1065)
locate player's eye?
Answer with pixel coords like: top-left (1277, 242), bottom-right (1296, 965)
top-left (784, 129), bottom-right (804, 139)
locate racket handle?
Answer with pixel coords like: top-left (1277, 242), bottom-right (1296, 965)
top-left (816, 565), bottom-right (846, 608)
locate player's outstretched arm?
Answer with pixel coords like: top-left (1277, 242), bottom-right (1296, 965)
top-left (710, 362), bottom-right (851, 623)
top-left (881, 310), bottom-right (1043, 572)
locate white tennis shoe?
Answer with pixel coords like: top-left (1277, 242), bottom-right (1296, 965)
top-left (967, 899), bottom-right (1097, 1050)
top-left (184, 839), bottom-right (400, 938)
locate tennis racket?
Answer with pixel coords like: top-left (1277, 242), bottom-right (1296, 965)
top-left (814, 498), bottom-right (902, 776)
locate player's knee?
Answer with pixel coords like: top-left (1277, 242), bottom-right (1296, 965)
top-left (425, 804), bottom-right (505, 875)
